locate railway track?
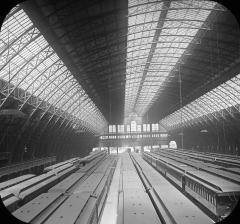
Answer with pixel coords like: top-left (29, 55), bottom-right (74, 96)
top-left (0, 151), bottom-right (107, 212)
top-left (3, 151), bottom-right (237, 224)
top-left (152, 150), bottom-right (240, 184)
top-left (12, 155), bottom-right (116, 223)
top-left (143, 151), bottom-right (240, 221)
top-left (130, 153), bottom-right (214, 224)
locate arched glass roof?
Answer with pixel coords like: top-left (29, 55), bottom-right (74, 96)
top-left (160, 74), bottom-right (240, 130)
top-left (124, 0), bottom-right (217, 118)
top-left (0, 6), bottom-right (107, 134)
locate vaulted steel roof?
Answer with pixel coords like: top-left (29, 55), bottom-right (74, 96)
top-left (0, 6), bottom-right (107, 135)
top-left (1, 0), bottom-right (240, 135)
top-left (21, 0), bottom-right (128, 124)
top-left (125, 0), bottom-right (218, 118)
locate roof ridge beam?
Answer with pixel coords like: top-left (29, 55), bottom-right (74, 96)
top-left (132, 0), bottom-right (171, 111)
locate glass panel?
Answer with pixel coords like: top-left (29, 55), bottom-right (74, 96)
top-left (0, 6), bottom-right (107, 134)
top-left (112, 125), bottom-right (116, 133)
top-left (137, 124), bottom-right (141, 132)
top-left (131, 120), bottom-right (137, 132)
top-left (125, 0), bottom-right (216, 117)
top-left (160, 74), bottom-right (240, 129)
top-left (127, 125), bottom-right (131, 133)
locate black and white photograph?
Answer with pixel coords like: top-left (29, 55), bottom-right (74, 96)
top-left (0, 0), bottom-right (240, 223)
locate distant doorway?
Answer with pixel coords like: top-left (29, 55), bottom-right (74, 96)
top-left (169, 141), bottom-right (177, 149)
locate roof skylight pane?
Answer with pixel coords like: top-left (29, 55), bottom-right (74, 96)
top-left (160, 74), bottom-right (240, 130)
top-left (125, 0), bottom-right (216, 119)
top-left (0, 6), bottom-right (107, 134)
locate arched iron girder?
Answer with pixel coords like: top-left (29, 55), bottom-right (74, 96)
top-left (127, 0), bottom-right (224, 11)
top-left (66, 102), bottom-right (100, 132)
top-left (22, 74), bottom-right (73, 118)
top-left (0, 45), bottom-right (52, 108)
top-left (14, 80), bottom-right (80, 146)
top-left (17, 93), bottom-right (82, 157)
top-left (165, 109), bottom-right (211, 130)
top-left (18, 59), bottom-right (63, 101)
top-left (43, 0), bottom-right (101, 20)
top-left (163, 89), bottom-right (234, 130)
top-left (83, 52), bottom-right (191, 73)
top-left (80, 33), bottom-right (238, 62)
top-left (183, 105), bottom-right (212, 126)
top-left (74, 32), bottom-right (200, 48)
top-left (193, 97), bottom-right (221, 121)
top-left (37, 92), bottom-right (89, 136)
top-left (186, 102), bottom-right (214, 123)
top-left (82, 42), bottom-right (237, 70)
top-left (126, 54), bottom-right (185, 63)
top-left (52, 6), bottom-right (218, 34)
top-left (62, 18), bottom-right (237, 51)
top-left (20, 59), bottom-right (62, 93)
top-left (219, 83), bottom-right (240, 111)
top-left (60, 100), bottom-right (92, 128)
top-left (54, 93), bottom-right (87, 125)
top-left (128, 7), bottom-right (224, 18)
top-left (38, 82), bottom-right (80, 120)
top-left (210, 88), bottom-right (239, 116)
top-left (0, 30), bottom-right (42, 73)
top-left (197, 96), bottom-right (225, 120)
top-left (35, 73), bottom-right (73, 108)
top-left (50, 0), bottom-right (222, 31)
top-left (52, 114), bottom-right (91, 138)
top-left (85, 46), bottom-right (190, 60)
top-left (11, 75), bottom-right (75, 145)
top-left (227, 78), bottom-right (240, 95)
top-left (68, 22), bottom-right (204, 47)
top-left (0, 25), bottom-right (36, 57)
top-left (160, 74), bottom-right (240, 130)
top-left (125, 60), bottom-right (184, 70)
top-left (18, 63), bottom-right (66, 110)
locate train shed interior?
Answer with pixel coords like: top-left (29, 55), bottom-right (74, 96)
top-left (0, 0), bottom-right (240, 223)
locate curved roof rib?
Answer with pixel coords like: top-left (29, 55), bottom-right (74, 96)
top-left (124, 0), bottom-right (217, 118)
top-left (0, 6), bottom-right (107, 135)
top-left (160, 74), bottom-right (240, 130)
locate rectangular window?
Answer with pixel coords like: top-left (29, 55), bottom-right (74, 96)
top-left (143, 124), bottom-right (147, 132)
top-left (118, 125), bottom-right (124, 133)
top-left (137, 125), bottom-right (141, 132)
top-left (127, 125), bottom-right (131, 133)
top-left (118, 125), bottom-right (122, 133)
top-left (152, 123), bottom-right (159, 132)
top-left (146, 124), bottom-right (150, 132)
top-left (131, 121), bottom-right (137, 132)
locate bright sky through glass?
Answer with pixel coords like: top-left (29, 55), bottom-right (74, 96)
top-left (125, 0), bottom-right (216, 118)
top-left (160, 74), bottom-right (240, 130)
top-left (0, 6), bottom-right (107, 134)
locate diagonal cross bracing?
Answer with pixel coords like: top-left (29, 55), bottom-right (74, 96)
top-left (0, 5), bottom-right (107, 135)
top-left (124, 0), bottom-right (217, 119)
top-left (133, 0), bottom-right (171, 111)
